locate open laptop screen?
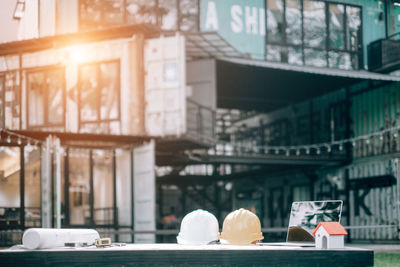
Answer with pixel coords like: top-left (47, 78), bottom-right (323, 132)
top-left (286, 200), bottom-right (343, 242)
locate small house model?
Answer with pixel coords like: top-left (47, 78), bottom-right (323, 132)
top-left (312, 222), bottom-right (348, 249)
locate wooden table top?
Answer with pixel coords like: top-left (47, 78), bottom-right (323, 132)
top-left (0, 243), bottom-right (374, 267)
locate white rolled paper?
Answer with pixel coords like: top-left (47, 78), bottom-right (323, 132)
top-left (22, 228), bottom-right (100, 249)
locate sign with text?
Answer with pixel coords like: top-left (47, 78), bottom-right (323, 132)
top-left (200, 0), bottom-right (265, 58)
top-left (133, 141), bottom-right (156, 243)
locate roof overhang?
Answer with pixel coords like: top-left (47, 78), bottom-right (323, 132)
top-left (0, 24), bottom-right (158, 56)
top-left (216, 57), bottom-right (400, 111)
top-left (185, 32), bottom-right (243, 59)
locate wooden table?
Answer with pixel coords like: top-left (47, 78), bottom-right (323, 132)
top-left (0, 244), bottom-right (373, 266)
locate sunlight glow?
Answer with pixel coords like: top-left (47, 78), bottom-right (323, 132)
top-left (66, 46), bottom-right (87, 63)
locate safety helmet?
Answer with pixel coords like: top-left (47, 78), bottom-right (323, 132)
top-left (177, 209), bottom-right (219, 245)
top-left (219, 208), bottom-right (264, 245)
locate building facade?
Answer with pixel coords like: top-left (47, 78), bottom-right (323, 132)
top-left (0, 0), bottom-right (400, 245)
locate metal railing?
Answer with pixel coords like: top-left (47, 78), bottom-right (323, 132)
top-left (352, 128), bottom-right (400, 158)
top-left (186, 99), bottom-right (216, 144)
top-left (368, 32), bottom-right (400, 72)
top-left (0, 207), bottom-right (41, 229)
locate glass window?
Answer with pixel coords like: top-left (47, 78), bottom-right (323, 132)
top-left (285, 0), bottom-right (301, 45)
top-left (159, 0), bottom-right (178, 30)
top-left (303, 0), bottom-right (326, 48)
top-left (93, 150), bottom-right (114, 225)
top-left (305, 49), bottom-right (327, 67)
top-left (68, 149), bottom-right (90, 225)
top-left (100, 62), bottom-right (119, 121)
top-left (4, 72), bottom-right (20, 130)
top-left (27, 68), bottom-right (64, 128)
top-left (80, 65), bottom-right (98, 122)
top-left (266, 45), bottom-right (283, 62)
top-left (346, 6), bottom-right (361, 51)
top-left (179, 0), bottom-right (198, 31)
top-left (267, 0), bottom-right (284, 43)
top-left (79, 61), bottom-right (120, 132)
top-left (80, 0), bottom-right (124, 31)
top-left (79, 0), bottom-right (199, 32)
top-left (103, 0), bottom-right (124, 26)
top-left (266, 0), bottom-right (362, 70)
top-left (329, 4), bottom-right (345, 50)
top-left (0, 147), bottom-right (21, 226)
top-left (47, 69), bottom-right (64, 124)
top-left (126, 0), bottom-right (157, 25)
top-left (27, 72), bottom-right (45, 127)
top-left (0, 75), bottom-right (4, 128)
top-left (24, 147), bottom-right (41, 228)
top-left (288, 47), bottom-right (303, 65)
top-left (328, 51), bottom-right (351, 69)
top-left (79, 0), bottom-right (102, 30)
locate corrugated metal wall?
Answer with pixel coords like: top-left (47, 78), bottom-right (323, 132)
top-left (351, 83), bottom-right (400, 158)
top-left (348, 159), bottom-right (399, 240)
top-left (351, 83), bottom-right (400, 137)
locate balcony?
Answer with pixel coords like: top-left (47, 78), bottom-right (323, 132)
top-left (368, 33), bottom-right (400, 73)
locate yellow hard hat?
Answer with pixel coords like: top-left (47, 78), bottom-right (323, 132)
top-left (219, 208), bottom-right (264, 245)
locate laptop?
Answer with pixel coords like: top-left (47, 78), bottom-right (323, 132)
top-left (259, 200), bottom-right (343, 247)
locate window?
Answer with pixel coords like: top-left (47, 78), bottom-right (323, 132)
top-left (303, 0), bottom-right (326, 49)
top-left (78, 61), bottom-right (120, 134)
top-left (159, 0), bottom-right (178, 30)
top-left (286, 0), bottom-right (301, 45)
top-left (79, 0), bottom-right (124, 31)
top-left (179, 0), bottom-right (199, 31)
top-left (25, 148), bottom-right (41, 228)
top-left (27, 68), bottom-right (65, 128)
top-left (2, 72), bottom-right (21, 130)
top-left (266, 0), bottom-right (362, 69)
top-left (126, 0), bottom-right (157, 25)
top-left (68, 149), bottom-right (90, 225)
top-left (0, 75), bottom-right (4, 128)
top-left (0, 147), bottom-right (21, 228)
top-left (267, 0), bottom-right (284, 43)
top-left (67, 148), bottom-right (116, 227)
top-left (79, 0), bottom-right (199, 32)
top-left (93, 150), bottom-right (114, 225)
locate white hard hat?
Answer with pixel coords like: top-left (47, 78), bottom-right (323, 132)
top-left (176, 209), bottom-right (219, 245)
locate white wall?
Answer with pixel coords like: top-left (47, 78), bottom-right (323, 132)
top-left (39, 0), bottom-right (56, 37)
top-left (186, 59), bottom-right (217, 110)
top-left (17, 0), bottom-right (39, 41)
top-left (0, 0), bottom-right (78, 44)
top-left (0, 1), bottom-right (19, 44)
top-left (315, 227), bottom-right (345, 249)
top-left (56, 0), bottom-right (78, 34)
top-left (144, 35), bottom-right (186, 136)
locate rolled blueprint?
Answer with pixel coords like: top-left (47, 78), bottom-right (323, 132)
top-left (22, 228), bottom-right (100, 249)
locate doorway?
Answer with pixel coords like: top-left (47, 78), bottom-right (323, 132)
top-left (322, 236), bottom-right (328, 249)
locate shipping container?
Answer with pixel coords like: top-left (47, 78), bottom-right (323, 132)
top-left (0, 36), bottom-right (147, 135)
top-left (348, 158), bottom-right (399, 240)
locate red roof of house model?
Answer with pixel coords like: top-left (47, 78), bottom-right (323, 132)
top-left (312, 222), bottom-right (348, 236)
